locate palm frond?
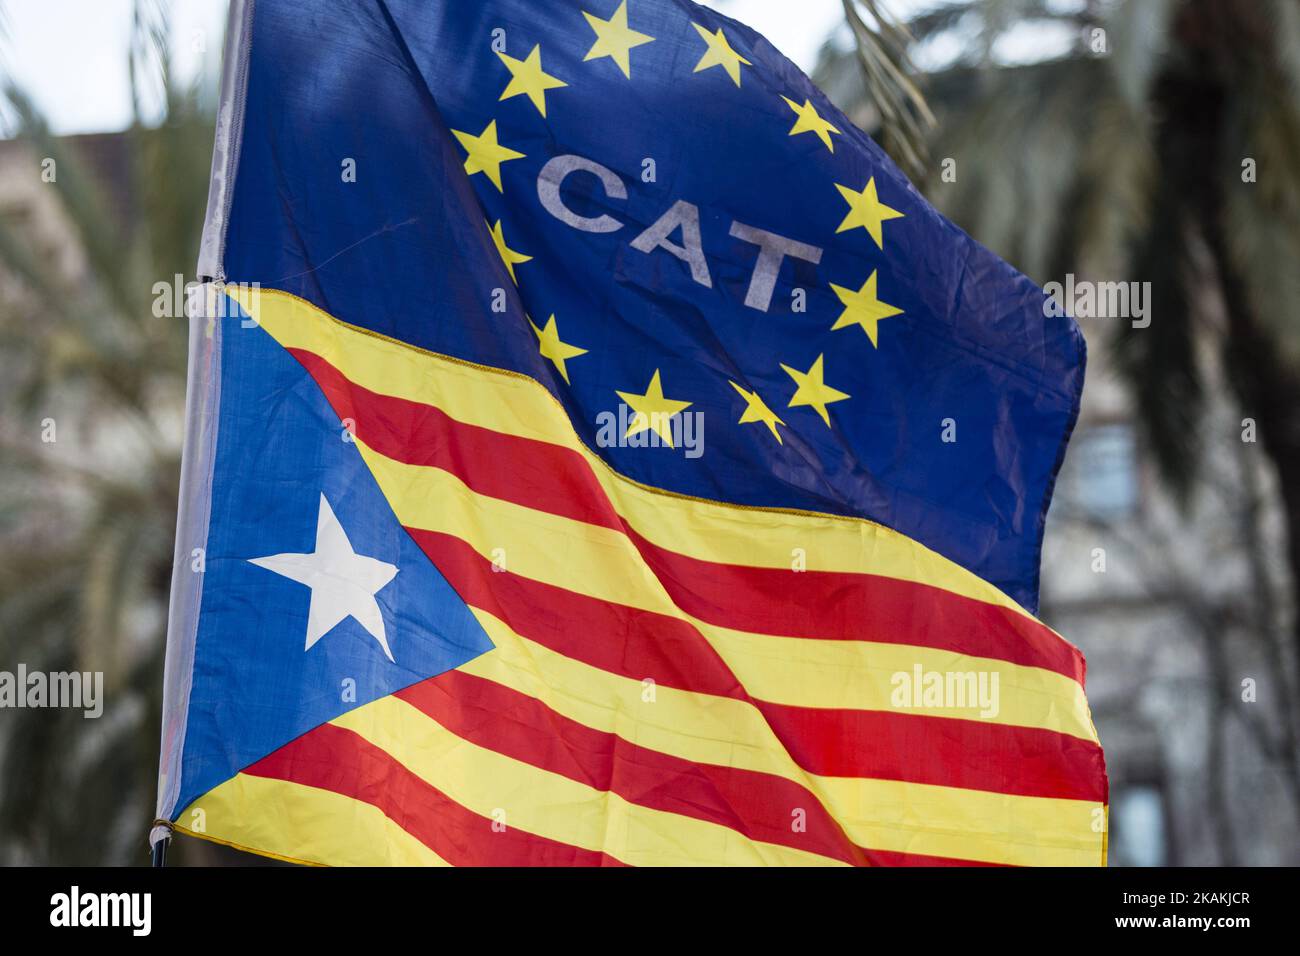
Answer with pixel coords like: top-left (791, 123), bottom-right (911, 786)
top-left (840, 0), bottom-right (936, 178)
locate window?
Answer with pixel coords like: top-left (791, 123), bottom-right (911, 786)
top-left (1067, 422), bottom-right (1138, 520)
top-left (1110, 784), bottom-right (1168, 866)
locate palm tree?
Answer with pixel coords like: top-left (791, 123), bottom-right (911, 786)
top-left (0, 1), bottom-right (217, 864)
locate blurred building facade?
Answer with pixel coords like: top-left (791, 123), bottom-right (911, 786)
top-left (1043, 314), bottom-right (1298, 865)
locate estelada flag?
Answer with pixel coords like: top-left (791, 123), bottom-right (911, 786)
top-left (156, 0), bottom-right (1106, 866)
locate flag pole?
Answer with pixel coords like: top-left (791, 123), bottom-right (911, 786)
top-left (151, 0), bottom-right (252, 863)
top-left (149, 819), bottom-right (173, 867)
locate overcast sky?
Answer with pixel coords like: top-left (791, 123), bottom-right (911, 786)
top-left (0, 0), bottom-right (921, 136)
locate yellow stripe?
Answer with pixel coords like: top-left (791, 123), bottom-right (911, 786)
top-left (177, 773), bottom-right (450, 866)
top-left (355, 435), bottom-right (1096, 742)
top-left (225, 286), bottom-right (1043, 620)
top-left (703, 624), bottom-right (1094, 735)
top-left (460, 605), bottom-right (1103, 866)
top-left (331, 695), bottom-right (844, 867)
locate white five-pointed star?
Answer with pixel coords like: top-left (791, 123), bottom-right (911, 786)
top-left (249, 494), bottom-right (400, 662)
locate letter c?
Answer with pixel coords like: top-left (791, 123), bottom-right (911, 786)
top-left (537, 155), bottom-right (626, 233)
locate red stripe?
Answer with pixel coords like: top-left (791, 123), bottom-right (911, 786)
top-left (756, 698), bottom-right (1107, 803)
top-left (621, 523), bottom-right (1086, 683)
top-left (290, 347), bottom-right (616, 529)
top-left (408, 527), bottom-right (1107, 802)
top-left (291, 346), bottom-right (1085, 684)
top-left (243, 722), bottom-right (626, 866)
top-left (411, 530), bottom-right (747, 702)
top-left (399, 670), bottom-right (1004, 866)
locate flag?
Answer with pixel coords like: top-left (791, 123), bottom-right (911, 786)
top-left (157, 0), bottom-right (1105, 866)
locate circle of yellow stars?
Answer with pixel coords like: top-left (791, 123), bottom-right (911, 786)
top-left (447, 1), bottom-right (908, 448)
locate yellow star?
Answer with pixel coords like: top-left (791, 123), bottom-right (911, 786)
top-left (691, 23), bottom-right (751, 86)
top-left (830, 270), bottom-right (903, 347)
top-left (583, 1), bottom-right (654, 78)
top-left (780, 354), bottom-right (850, 427)
top-left (782, 96), bottom-right (841, 152)
top-left (450, 120), bottom-right (525, 192)
top-left (616, 369), bottom-right (693, 447)
top-left (729, 381), bottom-right (786, 444)
top-left (530, 315), bottom-right (587, 384)
top-left (488, 219), bottom-right (532, 284)
top-left (497, 44), bottom-right (567, 117)
top-left (835, 177), bottom-right (904, 248)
